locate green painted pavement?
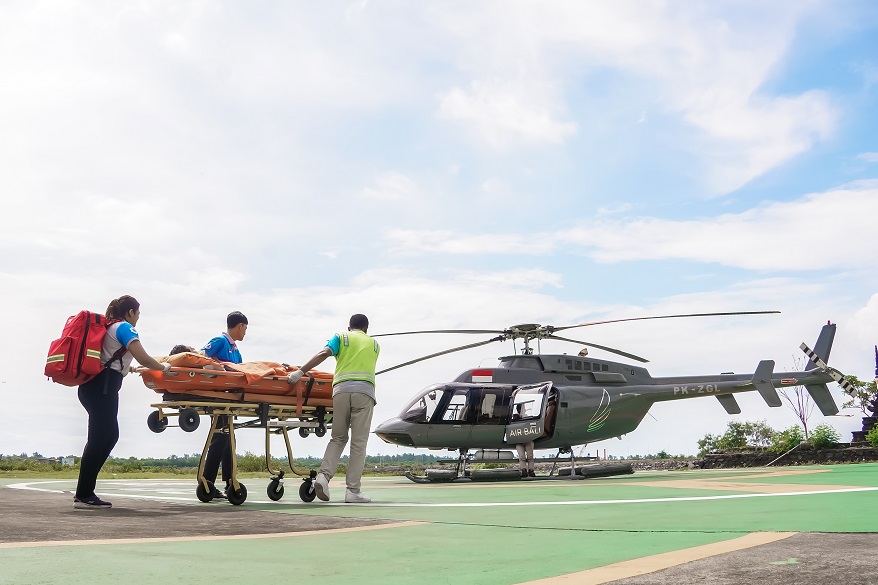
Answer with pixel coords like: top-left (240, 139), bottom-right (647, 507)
top-left (3, 464), bottom-right (878, 585)
top-left (0, 523), bottom-right (742, 585)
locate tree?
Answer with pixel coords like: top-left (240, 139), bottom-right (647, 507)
top-left (778, 356), bottom-right (815, 439)
top-left (841, 375), bottom-right (877, 415)
top-left (697, 420), bottom-right (775, 456)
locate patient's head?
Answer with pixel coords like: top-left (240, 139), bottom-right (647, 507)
top-left (169, 344), bottom-right (195, 355)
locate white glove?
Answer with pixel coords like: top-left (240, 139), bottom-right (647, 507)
top-left (162, 362), bottom-right (171, 372)
top-left (287, 369), bottom-right (304, 384)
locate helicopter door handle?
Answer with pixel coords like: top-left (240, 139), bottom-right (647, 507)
top-left (453, 425), bottom-right (462, 428)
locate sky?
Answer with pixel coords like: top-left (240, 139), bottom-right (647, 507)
top-left (2, 1), bottom-right (878, 462)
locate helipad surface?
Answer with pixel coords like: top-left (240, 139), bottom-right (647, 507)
top-left (3, 464), bottom-right (878, 585)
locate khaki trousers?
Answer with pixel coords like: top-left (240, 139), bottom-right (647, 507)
top-left (516, 442), bottom-right (534, 471)
top-left (319, 392), bottom-right (375, 493)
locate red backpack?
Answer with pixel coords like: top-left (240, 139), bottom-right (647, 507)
top-left (45, 311), bottom-right (127, 386)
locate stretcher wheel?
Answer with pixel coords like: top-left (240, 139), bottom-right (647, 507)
top-left (267, 479), bottom-right (284, 501)
top-left (298, 427), bottom-right (310, 438)
top-left (196, 482), bottom-right (214, 503)
top-left (227, 483), bottom-right (247, 505)
top-left (315, 426), bottom-right (326, 437)
top-left (147, 411), bottom-right (167, 433)
top-left (299, 479), bottom-right (316, 502)
top-left (179, 409), bottom-right (200, 432)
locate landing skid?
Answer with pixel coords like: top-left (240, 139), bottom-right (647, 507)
top-left (404, 462), bottom-right (633, 484)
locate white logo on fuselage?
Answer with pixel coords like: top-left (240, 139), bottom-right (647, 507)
top-left (509, 425), bottom-right (543, 437)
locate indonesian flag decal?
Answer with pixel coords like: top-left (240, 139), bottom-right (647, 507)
top-left (780, 379), bottom-right (798, 385)
top-left (472, 369), bottom-right (493, 383)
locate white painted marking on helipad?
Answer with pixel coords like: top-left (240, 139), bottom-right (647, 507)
top-left (8, 480), bottom-right (878, 508)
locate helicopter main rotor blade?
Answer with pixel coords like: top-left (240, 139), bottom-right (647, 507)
top-left (376, 336), bottom-right (505, 375)
top-left (371, 329), bottom-right (504, 338)
top-left (547, 335), bottom-right (649, 363)
top-left (551, 310), bottom-right (780, 334)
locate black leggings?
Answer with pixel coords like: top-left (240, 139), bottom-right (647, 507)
top-left (75, 368), bottom-right (123, 499)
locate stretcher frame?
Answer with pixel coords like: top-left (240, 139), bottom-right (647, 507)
top-left (142, 368), bottom-right (334, 505)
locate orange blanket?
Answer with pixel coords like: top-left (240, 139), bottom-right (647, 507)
top-left (159, 352), bottom-right (295, 385)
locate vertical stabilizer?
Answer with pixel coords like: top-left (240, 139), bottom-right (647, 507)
top-left (804, 384), bottom-right (840, 416)
top-left (807, 323), bottom-right (836, 370)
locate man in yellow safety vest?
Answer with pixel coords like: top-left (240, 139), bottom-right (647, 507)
top-left (287, 314), bottom-right (379, 503)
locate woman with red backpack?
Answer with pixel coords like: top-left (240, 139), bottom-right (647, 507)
top-left (74, 295), bottom-right (168, 510)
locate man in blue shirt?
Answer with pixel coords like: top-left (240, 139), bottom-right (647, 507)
top-left (200, 311), bottom-right (248, 499)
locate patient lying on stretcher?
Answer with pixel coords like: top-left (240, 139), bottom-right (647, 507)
top-left (139, 346), bottom-right (334, 406)
top-left (157, 345), bottom-right (296, 385)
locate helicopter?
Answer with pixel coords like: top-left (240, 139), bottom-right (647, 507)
top-left (372, 312), bottom-right (855, 482)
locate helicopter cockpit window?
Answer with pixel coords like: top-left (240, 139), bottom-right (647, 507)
top-left (399, 384), bottom-right (443, 423)
top-left (437, 388), bottom-right (471, 423)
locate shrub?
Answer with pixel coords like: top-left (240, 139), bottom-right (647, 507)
top-left (866, 426), bottom-right (878, 447)
top-left (809, 424), bottom-right (840, 449)
top-left (770, 425), bottom-right (804, 453)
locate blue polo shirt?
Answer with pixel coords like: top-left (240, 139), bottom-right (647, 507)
top-left (325, 334), bottom-right (341, 356)
top-left (202, 332), bottom-right (242, 364)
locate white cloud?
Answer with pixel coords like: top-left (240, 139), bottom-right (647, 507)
top-left (858, 152), bottom-right (878, 163)
top-left (361, 172), bottom-right (419, 201)
top-left (385, 229), bottom-right (555, 256)
top-left (684, 91), bottom-right (838, 194)
top-left (431, 1), bottom-right (839, 192)
top-left (383, 183), bottom-right (878, 271)
top-left (437, 79), bottom-right (577, 148)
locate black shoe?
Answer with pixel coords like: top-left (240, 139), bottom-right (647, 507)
top-left (73, 494), bottom-right (112, 509)
top-left (210, 487), bottom-right (226, 500)
top-left (520, 470), bottom-right (528, 478)
top-left (528, 470), bottom-right (536, 477)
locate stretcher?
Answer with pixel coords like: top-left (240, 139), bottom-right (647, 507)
top-left (138, 352), bottom-right (335, 505)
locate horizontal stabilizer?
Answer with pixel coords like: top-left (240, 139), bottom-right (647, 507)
top-left (805, 384), bottom-right (839, 416)
top-left (753, 360), bottom-right (781, 407)
top-left (716, 394), bottom-right (741, 414)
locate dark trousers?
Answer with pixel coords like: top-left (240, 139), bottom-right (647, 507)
top-left (203, 415), bottom-right (233, 485)
top-left (75, 368), bottom-right (123, 499)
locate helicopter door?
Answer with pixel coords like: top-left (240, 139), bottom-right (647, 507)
top-left (426, 386), bottom-right (473, 447)
top-left (505, 383), bottom-right (550, 445)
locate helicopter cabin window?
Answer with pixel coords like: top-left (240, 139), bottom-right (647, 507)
top-left (511, 389), bottom-right (544, 421)
top-left (498, 356), bottom-right (544, 370)
top-left (399, 384), bottom-right (444, 423)
top-left (437, 388), bottom-right (471, 423)
top-left (477, 388), bottom-right (509, 425)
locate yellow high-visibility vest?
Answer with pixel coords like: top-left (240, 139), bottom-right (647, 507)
top-left (333, 330), bottom-right (380, 386)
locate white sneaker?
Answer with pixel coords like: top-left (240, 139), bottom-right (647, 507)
top-left (344, 490), bottom-right (371, 503)
top-left (314, 473), bottom-right (330, 501)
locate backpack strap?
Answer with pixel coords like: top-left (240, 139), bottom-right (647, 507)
top-left (101, 319), bottom-right (128, 370)
top-left (102, 346), bottom-right (128, 369)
